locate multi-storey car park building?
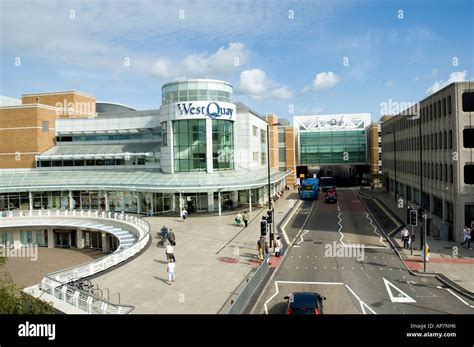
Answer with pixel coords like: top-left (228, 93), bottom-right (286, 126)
top-left (0, 79), bottom-right (291, 249)
top-left (381, 81), bottom-right (474, 242)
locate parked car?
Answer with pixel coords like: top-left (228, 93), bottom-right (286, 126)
top-left (284, 292), bottom-right (326, 314)
top-left (325, 188), bottom-right (337, 203)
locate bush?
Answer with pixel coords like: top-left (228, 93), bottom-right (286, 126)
top-left (0, 272), bottom-right (54, 314)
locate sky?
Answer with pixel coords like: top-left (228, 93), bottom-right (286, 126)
top-left (1, 0), bottom-right (473, 123)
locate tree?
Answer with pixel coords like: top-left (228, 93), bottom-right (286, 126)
top-left (0, 271), bottom-right (54, 314)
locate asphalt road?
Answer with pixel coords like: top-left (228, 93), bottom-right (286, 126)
top-left (251, 189), bottom-right (474, 315)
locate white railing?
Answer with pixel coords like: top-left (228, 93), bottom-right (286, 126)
top-left (3, 209), bottom-right (150, 314)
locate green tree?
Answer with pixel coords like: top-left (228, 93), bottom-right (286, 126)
top-left (0, 271), bottom-right (54, 314)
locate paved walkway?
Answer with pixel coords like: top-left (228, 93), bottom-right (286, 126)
top-left (1, 248), bottom-right (95, 288)
top-left (90, 191), bottom-right (298, 313)
top-left (362, 187), bottom-right (474, 293)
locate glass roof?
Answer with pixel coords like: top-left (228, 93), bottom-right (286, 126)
top-left (39, 143), bottom-right (160, 157)
top-left (0, 168), bottom-right (290, 193)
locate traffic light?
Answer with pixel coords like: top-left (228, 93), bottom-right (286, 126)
top-left (266, 210), bottom-right (273, 224)
top-left (260, 220), bottom-right (267, 236)
top-left (410, 209), bottom-right (418, 226)
top-left (407, 207), bottom-right (413, 224)
top-left (417, 207), bottom-right (424, 220)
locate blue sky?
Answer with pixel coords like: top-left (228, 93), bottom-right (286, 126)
top-left (1, 0), bottom-right (473, 122)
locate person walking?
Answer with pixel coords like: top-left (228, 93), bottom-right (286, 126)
top-left (421, 243), bottom-right (430, 262)
top-left (242, 211), bottom-right (249, 228)
top-left (275, 236), bottom-right (283, 257)
top-left (401, 227), bottom-right (410, 249)
top-left (235, 212), bottom-right (242, 226)
top-left (460, 226), bottom-right (472, 249)
top-left (181, 208), bottom-right (188, 221)
top-left (166, 259), bottom-right (176, 285)
top-left (166, 243), bottom-right (175, 262)
top-left (257, 237), bottom-right (265, 260)
top-left (167, 229), bottom-right (176, 246)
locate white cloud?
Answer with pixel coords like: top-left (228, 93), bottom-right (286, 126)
top-left (426, 71), bottom-right (467, 95)
top-left (237, 69), bottom-right (293, 100)
top-left (313, 72), bottom-right (340, 90)
top-left (149, 42), bottom-right (249, 80)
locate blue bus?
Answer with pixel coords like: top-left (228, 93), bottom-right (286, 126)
top-left (320, 177), bottom-right (335, 192)
top-left (300, 177), bottom-right (319, 200)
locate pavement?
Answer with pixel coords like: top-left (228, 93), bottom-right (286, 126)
top-left (1, 248), bottom-right (97, 288)
top-left (361, 187), bottom-right (474, 293)
top-left (89, 191), bottom-right (298, 313)
top-left (250, 189), bottom-right (474, 314)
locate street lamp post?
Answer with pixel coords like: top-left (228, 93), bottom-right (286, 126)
top-left (267, 122), bottom-right (280, 249)
top-left (407, 113), bottom-right (424, 250)
top-left (386, 129), bottom-right (397, 202)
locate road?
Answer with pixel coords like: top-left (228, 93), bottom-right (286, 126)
top-left (251, 189), bottom-right (474, 314)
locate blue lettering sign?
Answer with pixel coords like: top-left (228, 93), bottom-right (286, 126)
top-left (177, 102), bottom-right (233, 119)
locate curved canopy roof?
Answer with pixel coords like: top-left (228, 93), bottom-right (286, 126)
top-left (0, 168), bottom-right (290, 193)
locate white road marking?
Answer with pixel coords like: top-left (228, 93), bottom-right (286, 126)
top-left (296, 231), bottom-right (309, 246)
top-left (365, 212), bottom-right (390, 248)
top-left (383, 278), bottom-right (417, 303)
top-left (445, 288), bottom-right (474, 308)
top-left (263, 281), bottom-right (376, 315)
top-left (281, 200), bottom-right (302, 244)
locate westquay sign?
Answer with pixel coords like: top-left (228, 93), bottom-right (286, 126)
top-left (175, 101), bottom-right (236, 121)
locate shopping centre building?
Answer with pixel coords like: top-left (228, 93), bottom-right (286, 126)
top-left (0, 80), bottom-right (291, 224)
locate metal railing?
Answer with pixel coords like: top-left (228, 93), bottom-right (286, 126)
top-left (3, 209), bottom-right (150, 314)
top-left (228, 254), bottom-right (272, 314)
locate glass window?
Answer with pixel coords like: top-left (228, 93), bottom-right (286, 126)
top-left (463, 129), bottom-right (474, 148)
top-left (448, 95), bottom-right (452, 114)
top-left (252, 126), bottom-right (258, 136)
top-left (173, 120), bottom-right (207, 172)
top-left (162, 122), bottom-right (168, 147)
top-left (42, 121), bottom-right (49, 132)
top-left (465, 165), bottom-right (474, 184)
top-left (212, 120), bottom-right (234, 170)
top-left (462, 92), bottom-right (474, 112)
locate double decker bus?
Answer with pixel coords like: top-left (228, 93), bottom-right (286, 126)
top-left (300, 178), bottom-right (319, 200)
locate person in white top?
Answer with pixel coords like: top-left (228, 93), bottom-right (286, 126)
top-left (181, 208), bottom-right (188, 221)
top-left (401, 227), bottom-right (410, 249)
top-left (275, 236), bottom-right (283, 257)
top-left (167, 259), bottom-right (176, 285)
top-left (166, 244), bottom-right (175, 262)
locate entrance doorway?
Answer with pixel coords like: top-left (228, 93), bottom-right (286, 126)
top-left (54, 230), bottom-right (76, 248)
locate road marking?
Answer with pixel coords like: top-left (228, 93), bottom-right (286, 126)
top-left (445, 288), bottom-right (474, 308)
top-left (296, 231), bottom-right (309, 247)
top-left (364, 212), bottom-right (390, 248)
top-left (344, 284), bottom-right (377, 315)
top-left (383, 278), bottom-right (416, 303)
top-left (289, 201), bottom-right (316, 246)
top-left (281, 200), bottom-right (302, 244)
top-left (263, 281), bottom-right (376, 315)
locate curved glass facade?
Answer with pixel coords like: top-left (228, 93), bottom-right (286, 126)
top-left (212, 120), bottom-right (234, 170)
top-left (173, 119), bottom-right (207, 172)
top-left (162, 80), bottom-right (233, 104)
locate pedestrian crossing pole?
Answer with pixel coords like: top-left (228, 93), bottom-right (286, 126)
top-left (423, 214), bottom-right (428, 273)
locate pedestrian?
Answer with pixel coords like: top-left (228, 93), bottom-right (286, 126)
top-left (166, 243), bottom-right (175, 262)
top-left (242, 211), bottom-right (249, 228)
top-left (401, 227), bottom-right (409, 249)
top-left (167, 229), bottom-right (176, 246)
top-left (460, 226), bottom-right (471, 249)
top-left (421, 243), bottom-right (430, 262)
top-left (256, 237), bottom-right (265, 260)
top-left (275, 236), bottom-right (283, 257)
top-left (235, 212), bottom-right (242, 226)
top-left (181, 208), bottom-right (188, 221)
top-left (371, 181), bottom-right (375, 191)
top-left (166, 259), bottom-right (176, 285)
